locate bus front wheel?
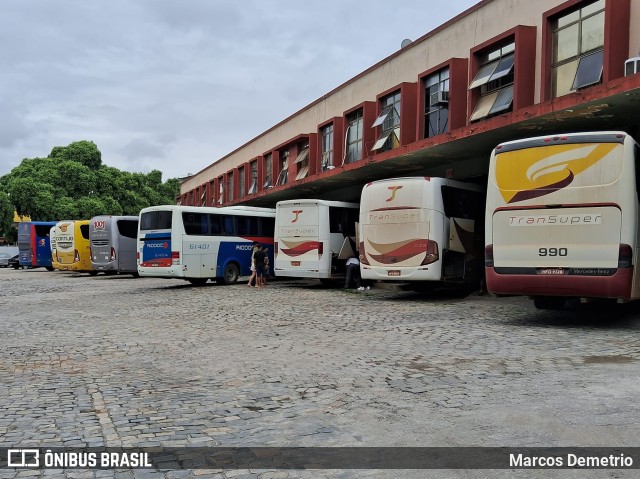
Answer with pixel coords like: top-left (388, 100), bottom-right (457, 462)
top-left (223, 263), bottom-right (239, 285)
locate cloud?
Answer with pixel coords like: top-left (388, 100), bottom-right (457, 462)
top-left (0, 0), bottom-right (478, 181)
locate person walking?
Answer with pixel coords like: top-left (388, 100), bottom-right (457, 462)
top-left (253, 245), bottom-right (267, 288)
top-left (345, 256), bottom-right (362, 290)
top-left (247, 242), bottom-right (259, 286)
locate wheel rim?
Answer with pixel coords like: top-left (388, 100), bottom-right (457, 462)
top-left (225, 265), bottom-right (238, 283)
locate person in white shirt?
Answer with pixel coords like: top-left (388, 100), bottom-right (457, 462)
top-left (345, 257), bottom-right (362, 290)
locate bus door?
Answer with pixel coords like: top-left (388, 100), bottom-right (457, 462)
top-left (441, 185), bottom-right (485, 283)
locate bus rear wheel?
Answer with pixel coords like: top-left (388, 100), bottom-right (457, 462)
top-left (533, 296), bottom-right (566, 310)
top-left (187, 278), bottom-right (208, 286)
top-left (223, 263), bottom-right (239, 285)
top-left (45, 266), bottom-right (55, 272)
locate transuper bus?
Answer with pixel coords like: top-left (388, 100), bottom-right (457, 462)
top-left (485, 131), bottom-right (640, 309)
top-left (137, 205), bottom-right (275, 286)
top-left (359, 177), bottom-right (485, 288)
top-left (90, 215), bottom-right (139, 275)
top-left (274, 199), bottom-right (359, 285)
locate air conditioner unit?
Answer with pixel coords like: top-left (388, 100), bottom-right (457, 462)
top-left (625, 57), bottom-right (640, 76)
top-left (429, 90), bottom-right (449, 106)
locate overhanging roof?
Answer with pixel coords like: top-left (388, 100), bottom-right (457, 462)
top-left (232, 74), bottom-right (640, 206)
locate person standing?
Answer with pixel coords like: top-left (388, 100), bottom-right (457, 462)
top-left (253, 245), bottom-right (267, 288)
top-left (345, 256), bottom-right (362, 290)
top-left (247, 242), bottom-right (259, 286)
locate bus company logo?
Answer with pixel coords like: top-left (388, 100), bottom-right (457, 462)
top-left (291, 210), bottom-right (303, 223)
top-left (147, 242), bottom-right (168, 249)
top-left (93, 220), bottom-right (106, 230)
top-left (38, 239), bottom-right (46, 247)
top-left (7, 449), bottom-right (40, 467)
top-left (386, 186), bottom-right (403, 202)
top-left (58, 224), bottom-right (69, 232)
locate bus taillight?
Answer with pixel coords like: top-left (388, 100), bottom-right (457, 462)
top-left (420, 240), bottom-right (439, 265)
top-left (618, 244), bottom-right (633, 268)
top-left (74, 250), bottom-right (80, 262)
top-left (110, 247), bottom-right (116, 262)
top-left (171, 251), bottom-right (180, 265)
top-left (485, 244), bottom-right (494, 267)
top-left (274, 241), bottom-right (278, 255)
top-left (318, 242), bottom-right (323, 256)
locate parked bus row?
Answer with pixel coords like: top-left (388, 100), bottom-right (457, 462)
top-left (11, 131), bottom-right (637, 310)
top-left (16, 216), bottom-right (140, 275)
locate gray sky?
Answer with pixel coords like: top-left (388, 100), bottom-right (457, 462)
top-left (0, 0), bottom-right (477, 181)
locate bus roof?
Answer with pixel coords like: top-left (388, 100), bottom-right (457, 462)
top-left (276, 199), bottom-right (359, 209)
top-left (494, 131), bottom-right (629, 154)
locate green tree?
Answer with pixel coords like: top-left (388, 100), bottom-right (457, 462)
top-left (49, 140), bottom-right (102, 170)
top-left (0, 140), bottom-right (180, 239)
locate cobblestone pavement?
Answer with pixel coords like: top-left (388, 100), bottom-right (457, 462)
top-left (1, 268), bottom-right (639, 479)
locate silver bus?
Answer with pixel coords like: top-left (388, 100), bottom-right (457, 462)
top-left (90, 215), bottom-right (139, 276)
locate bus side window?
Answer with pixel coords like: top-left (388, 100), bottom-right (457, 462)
top-left (209, 215), bottom-right (222, 235)
top-left (223, 216), bottom-right (235, 236)
top-left (260, 218), bottom-right (275, 237)
top-left (117, 220), bottom-right (138, 239)
top-left (183, 213), bottom-right (208, 235)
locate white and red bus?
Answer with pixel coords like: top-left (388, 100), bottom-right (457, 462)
top-left (274, 199), bottom-right (359, 284)
top-left (485, 131), bottom-right (639, 308)
top-left (359, 177), bottom-right (485, 287)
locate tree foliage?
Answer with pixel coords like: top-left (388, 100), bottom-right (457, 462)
top-left (0, 141), bottom-right (180, 240)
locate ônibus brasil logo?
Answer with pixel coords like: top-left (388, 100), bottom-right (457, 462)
top-left (291, 210), bottom-right (303, 223)
top-left (386, 186), bottom-right (403, 202)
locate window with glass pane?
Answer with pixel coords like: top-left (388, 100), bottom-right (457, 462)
top-left (551, 0), bottom-right (605, 98)
top-left (227, 172), bottom-right (234, 202)
top-left (264, 154), bottom-right (272, 188)
top-left (372, 92), bottom-right (401, 152)
top-left (276, 150), bottom-right (289, 185)
top-left (425, 68), bottom-right (449, 138)
top-left (238, 166), bottom-right (245, 199)
top-left (469, 42), bottom-right (515, 122)
top-left (294, 144), bottom-right (309, 181)
top-left (218, 177), bottom-right (224, 205)
top-left (345, 110), bottom-right (363, 163)
top-left (321, 124), bottom-right (334, 170)
top-left (248, 161), bottom-right (258, 194)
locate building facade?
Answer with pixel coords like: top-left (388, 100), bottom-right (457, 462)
top-left (179, 0), bottom-right (640, 207)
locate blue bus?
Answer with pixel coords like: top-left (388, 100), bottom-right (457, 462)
top-left (17, 221), bottom-right (57, 270)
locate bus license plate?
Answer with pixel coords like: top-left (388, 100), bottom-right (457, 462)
top-left (388, 270), bottom-right (401, 277)
top-left (291, 261), bottom-right (300, 266)
top-left (538, 268), bottom-right (565, 275)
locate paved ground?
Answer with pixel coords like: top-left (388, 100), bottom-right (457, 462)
top-left (1, 268), bottom-right (639, 479)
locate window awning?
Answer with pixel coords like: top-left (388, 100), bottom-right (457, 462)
top-left (294, 147), bottom-right (309, 164)
top-left (295, 164), bottom-right (309, 181)
top-left (371, 128), bottom-right (400, 151)
top-left (371, 107), bottom-right (392, 128)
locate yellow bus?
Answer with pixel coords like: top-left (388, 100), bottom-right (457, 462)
top-left (55, 220), bottom-right (96, 274)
